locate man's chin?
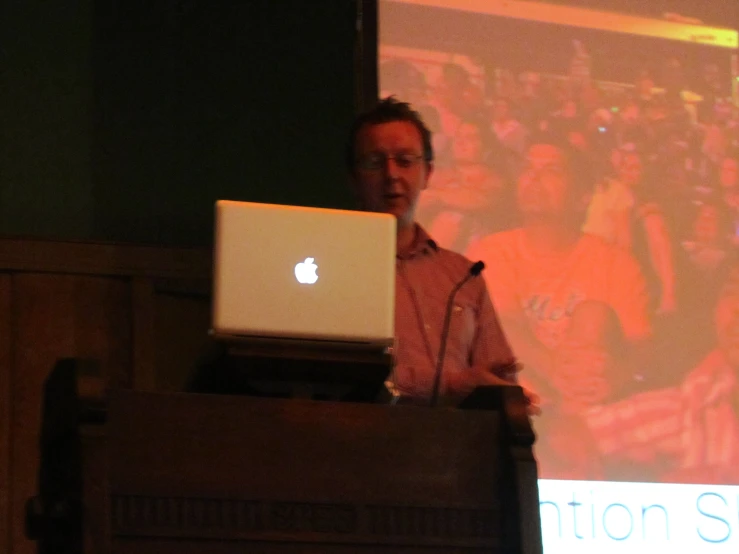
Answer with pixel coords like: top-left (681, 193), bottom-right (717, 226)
top-left (385, 209), bottom-right (416, 231)
top-left (382, 203), bottom-right (410, 219)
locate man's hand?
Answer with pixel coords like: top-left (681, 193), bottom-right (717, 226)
top-left (522, 387), bottom-right (542, 416)
top-left (447, 363), bottom-right (541, 416)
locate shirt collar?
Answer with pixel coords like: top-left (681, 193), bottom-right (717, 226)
top-left (397, 225), bottom-right (438, 260)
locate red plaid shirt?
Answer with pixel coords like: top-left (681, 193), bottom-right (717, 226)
top-left (392, 226), bottom-right (517, 399)
top-left (586, 350), bottom-right (739, 484)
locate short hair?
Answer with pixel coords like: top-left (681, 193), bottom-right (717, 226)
top-left (346, 96), bottom-right (434, 172)
top-left (526, 128), bottom-right (594, 199)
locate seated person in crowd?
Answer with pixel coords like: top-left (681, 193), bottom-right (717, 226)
top-left (466, 134), bottom-right (652, 412)
top-left (546, 264), bottom-right (739, 484)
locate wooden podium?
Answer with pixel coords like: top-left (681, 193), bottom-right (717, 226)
top-left (26, 359), bottom-right (543, 554)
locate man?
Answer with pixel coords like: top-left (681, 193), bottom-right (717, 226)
top-left (419, 116), bottom-right (506, 252)
top-left (549, 266), bottom-right (739, 484)
top-left (347, 97), bottom-right (522, 404)
top-left (466, 136), bottom-right (652, 411)
top-left (583, 145), bottom-right (676, 315)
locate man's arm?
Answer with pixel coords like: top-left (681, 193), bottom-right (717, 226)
top-left (443, 283), bottom-right (517, 399)
top-left (541, 384), bottom-right (684, 479)
top-left (607, 246), bottom-right (654, 386)
top-left (444, 279), bottom-right (543, 415)
top-left (641, 205), bottom-right (677, 314)
top-left (585, 386), bottom-right (685, 461)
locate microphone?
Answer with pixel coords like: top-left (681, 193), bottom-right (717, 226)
top-left (429, 261), bottom-right (485, 407)
top-left (469, 260), bottom-right (485, 277)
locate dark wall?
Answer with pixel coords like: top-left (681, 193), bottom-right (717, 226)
top-left (1, 0), bottom-right (360, 247)
top-left (0, 1), bottom-right (94, 239)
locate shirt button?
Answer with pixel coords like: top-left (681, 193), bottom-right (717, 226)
top-left (424, 323), bottom-right (431, 330)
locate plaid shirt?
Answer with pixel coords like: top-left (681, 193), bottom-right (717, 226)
top-left (586, 349), bottom-right (739, 483)
top-left (392, 226), bottom-right (516, 399)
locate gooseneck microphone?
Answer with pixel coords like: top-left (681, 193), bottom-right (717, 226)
top-left (429, 261), bottom-right (485, 407)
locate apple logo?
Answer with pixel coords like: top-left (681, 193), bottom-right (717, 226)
top-left (294, 257), bottom-right (318, 284)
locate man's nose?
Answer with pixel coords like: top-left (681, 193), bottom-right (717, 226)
top-left (382, 157), bottom-right (403, 179)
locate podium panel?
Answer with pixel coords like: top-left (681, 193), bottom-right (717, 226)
top-left (27, 361), bottom-right (542, 554)
top-left (108, 391), bottom-right (508, 553)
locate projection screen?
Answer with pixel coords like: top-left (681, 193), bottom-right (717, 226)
top-left (378, 1), bottom-right (739, 552)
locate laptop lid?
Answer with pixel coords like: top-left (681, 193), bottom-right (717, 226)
top-left (211, 200), bottom-right (396, 346)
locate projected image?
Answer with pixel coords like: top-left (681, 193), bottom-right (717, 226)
top-left (380, 2), bottom-right (739, 488)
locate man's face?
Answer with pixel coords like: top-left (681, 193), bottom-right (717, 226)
top-left (621, 103), bottom-right (640, 125)
top-left (517, 144), bottom-right (572, 219)
top-left (618, 153), bottom-right (643, 187)
top-left (352, 121), bottom-right (432, 229)
top-left (452, 123), bottom-right (482, 164)
top-left (493, 99), bottom-right (509, 122)
top-left (693, 205), bottom-right (720, 243)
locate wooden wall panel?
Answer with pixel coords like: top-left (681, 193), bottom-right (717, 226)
top-left (0, 238), bottom-right (211, 554)
top-left (0, 238), bottom-right (211, 279)
top-left (132, 278), bottom-right (157, 391)
top-left (11, 274), bottom-right (132, 554)
top-left (153, 291), bottom-right (211, 392)
top-left (74, 276), bottom-right (133, 389)
top-left (0, 275), bottom-right (12, 554)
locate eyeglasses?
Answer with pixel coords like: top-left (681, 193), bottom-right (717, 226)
top-left (356, 153), bottom-right (426, 171)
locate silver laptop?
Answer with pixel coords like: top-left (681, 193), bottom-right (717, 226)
top-left (211, 200), bottom-right (396, 348)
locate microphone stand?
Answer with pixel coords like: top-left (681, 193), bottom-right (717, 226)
top-left (429, 261), bottom-right (484, 407)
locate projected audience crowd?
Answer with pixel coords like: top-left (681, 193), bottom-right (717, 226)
top-left (382, 43), bottom-right (739, 485)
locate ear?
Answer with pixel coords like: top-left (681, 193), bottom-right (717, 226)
top-left (423, 162), bottom-right (434, 191)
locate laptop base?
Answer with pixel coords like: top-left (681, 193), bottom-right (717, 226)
top-left (189, 336), bottom-right (393, 403)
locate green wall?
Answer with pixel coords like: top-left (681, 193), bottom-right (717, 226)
top-left (1, 1), bottom-right (359, 246)
top-left (1, 1), bottom-right (94, 238)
